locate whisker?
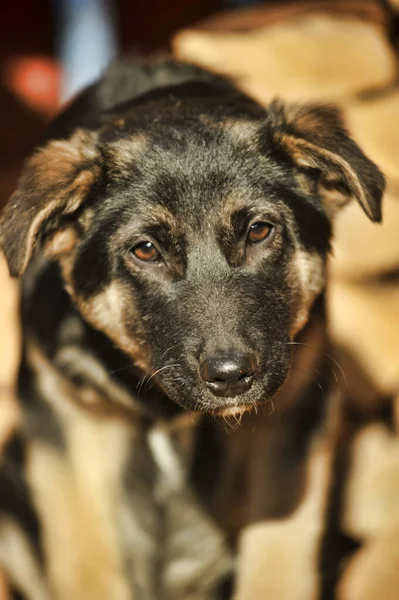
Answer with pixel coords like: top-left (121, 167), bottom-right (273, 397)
top-left (286, 341), bottom-right (347, 388)
top-left (222, 412), bottom-right (241, 431)
top-left (322, 351), bottom-right (348, 389)
top-left (137, 370), bottom-right (152, 399)
top-left (312, 377), bottom-right (325, 399)
top-left (142, 363), bottom-right (181, 394)
top-left (108, 363), bottom-right (135, 376)
top-left (160, 344), bottom-right (179, 361)
top-left (291, 366), bottom-right (326, 401)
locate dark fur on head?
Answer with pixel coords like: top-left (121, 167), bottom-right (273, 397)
top-left (0, 58), bottom-right (384, 415)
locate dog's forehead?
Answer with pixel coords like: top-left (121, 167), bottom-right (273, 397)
top-left (104, 115), bottom-right (263, 172)
top-left (102, 117), bottom-right (290, 231)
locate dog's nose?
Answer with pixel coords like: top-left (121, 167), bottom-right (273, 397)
top-left (200, 351), bottom-right (257, 397)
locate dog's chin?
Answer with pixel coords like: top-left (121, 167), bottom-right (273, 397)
top-left (193, 389), bottom-right (263, 413)
top-left (156, 368), bottom-right (289, 415)
top-left (160, 381), bottom-right (280, 416)
top-left (211, 402), bottom-right (259, 419)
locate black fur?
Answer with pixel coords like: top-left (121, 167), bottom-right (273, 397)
top-left (0, 57), bottom-right (385, 599)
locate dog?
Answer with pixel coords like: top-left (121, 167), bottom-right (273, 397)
top-left (0, 57), bottom-right (384, 599)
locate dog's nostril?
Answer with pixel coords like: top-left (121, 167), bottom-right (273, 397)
top-left (200, 351), bottom-right (257, 397)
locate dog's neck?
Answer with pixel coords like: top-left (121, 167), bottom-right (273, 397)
top-left (18, 259), bottom-right (330, 428)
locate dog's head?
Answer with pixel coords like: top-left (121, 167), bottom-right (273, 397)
top-left (0, 88), bottom-right (384, 413)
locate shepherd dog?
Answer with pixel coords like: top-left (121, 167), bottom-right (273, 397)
top-left (0, 57), bottom-right (384, 600)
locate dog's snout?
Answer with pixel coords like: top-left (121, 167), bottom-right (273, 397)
top-left (200, 351), bottom-right (257, 397)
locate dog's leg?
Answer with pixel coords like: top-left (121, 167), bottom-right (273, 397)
top-left (338, 537), bottom-right (399, 600)
top-left (0, 571), bottom-right (10, 600)
top-left (234, 427), bottom-right (335, 600)
top-left (0, 391), bottom-right (49, 600)
top-left (0, 520), bottom-right (49, 600)
top-left (26, 405), bottom-right (134, 600)
top-left (337, 411), bottom-right (399, 600)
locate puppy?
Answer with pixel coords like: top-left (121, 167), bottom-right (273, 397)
top-left (0, 57), bottom-right (384, 599)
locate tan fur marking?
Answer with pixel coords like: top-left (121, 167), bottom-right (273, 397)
top-left (27, 339), bottom-right (141, 418)
top-left (23, 340), bottom-right (136, 600)
top-left (290, 249), bottom-right (324, 336)
top-left (0, 390), bottom-right (20, 452)
top-left (28, 130), bottom-right (98, 179)
top-left (78, 207), bottom-right (96, 231)
top-left (27, 415), bottom-right (133, 600)
top-left (339, 421), bottom-right (399, 600)
top-left (105, 135), bottom-right (148, 176)
top-left (0, 519), bottom-right (49, 600)
top-left (223, 119), bottom-right (259, 146)
top-left (44, 227), bottom-right (79, 259)
top-left (235, 436), bottom-right (334, 600)
top-left (277, 132), bottom-right (372, 218)
top-left (342, 423), bottom-right (399, 541)
top-left (277, 314), bottom-right (326, 413)
top-left (17, 199), bottom-right (66, 276)
top-left (1, 129), bottom-right (100, 276)
top-left (198, 115), bottom-right (259, 146)
top-left (0, 570), bottom-right (10, 600)
top-left (114, 204), bottom-right (177, 243)
top-left (338, 536), bottom-right (399, 600)
top-left (77, 283), bottom-right (151, 373)
top-left (294, 170), bottom-right (317, 196)
top-left (38, 271), bottom-right (153, 407)
top-left (284, 105), bottom-right (337, 137)
top-left (317, 184), bottom-right (350, 219)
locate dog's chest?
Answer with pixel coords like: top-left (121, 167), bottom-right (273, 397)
top-left (118, 425), bottom-right (232, 600)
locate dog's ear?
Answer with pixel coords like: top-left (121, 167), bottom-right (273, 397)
top-left (0, 130), bottom-right (101, 277)
top-left (265, 100), bottom-right (385, 222)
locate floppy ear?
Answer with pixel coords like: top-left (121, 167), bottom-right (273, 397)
top-left (0, 130), bottom-right (101, 277)
top-left (265, 100), bottom-right (385, 222)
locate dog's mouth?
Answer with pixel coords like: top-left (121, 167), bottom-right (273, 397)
top-left (143, 343), bottom-right (292, 414)
top-left (150, 362), bottom-right (288, 415)
top-left (204, 395), bottom-right (263, 417)
top-left (193, 381), bottom-right (270, 414)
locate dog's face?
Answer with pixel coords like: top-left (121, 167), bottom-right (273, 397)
top-left (0, 90), bottom-right (384, 413)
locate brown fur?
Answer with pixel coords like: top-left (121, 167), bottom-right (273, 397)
top-left (0, 58), bottom-right (387, 599)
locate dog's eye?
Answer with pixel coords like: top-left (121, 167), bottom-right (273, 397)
top-left (247, 222), bottom-right (273, 244)
top-left (131, 241), bottom-right (160, 263)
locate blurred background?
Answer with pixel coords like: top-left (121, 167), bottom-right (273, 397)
top-left (1, 2), bottom-right (399, 597)
top-left (0, 0), bottom-right (222, 208)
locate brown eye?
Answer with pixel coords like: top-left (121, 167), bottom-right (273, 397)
top-left (247, 222), bottom-right (273, 244)
top-left (131, 241), bottom-right (160, 263)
